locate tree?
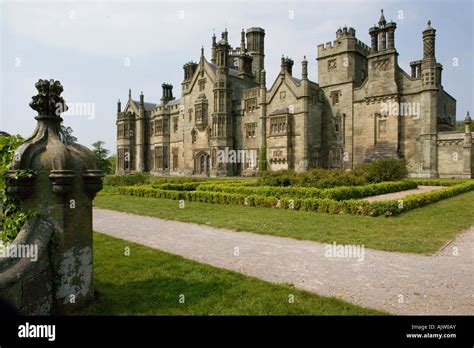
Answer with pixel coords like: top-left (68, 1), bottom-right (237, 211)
top-left (91, 141), bottom-right (111, 174)
top-left (107, 155), bottom-right (116, 175)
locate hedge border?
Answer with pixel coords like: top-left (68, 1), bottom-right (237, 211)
top-left (195, 181), bottom-right (417, 201)
top-left (117, 180), bottom-right (474, 217)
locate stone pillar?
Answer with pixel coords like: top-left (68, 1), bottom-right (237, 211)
top-left (1, 79), bottom-right (103, 314)
top-left (423, 20), bottom-right (436, 61)
top-left (379, 30), bottom-right (386, 50)
top-left (369, 27), bottom-right (378, 53)
top-left (386, 22), bottom-right (396, 50)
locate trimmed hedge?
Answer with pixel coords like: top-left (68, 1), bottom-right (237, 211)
top-left (410, 179), bottom-right (467, 187)
top-left (104, 174), bottom-right (256, 187)
top-left (257, 168), bottom-right (368, 188)
top-left (104, 173), bottom-right (153, 186)
top-left (117, 180), bottom-right (474, 217)
top-left (196, 181), bottom-right (418, 201)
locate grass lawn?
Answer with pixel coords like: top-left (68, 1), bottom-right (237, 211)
top-left (94, 189), bottom-right (474, 255)
top-left (78, 232), bottom-right (384, 315)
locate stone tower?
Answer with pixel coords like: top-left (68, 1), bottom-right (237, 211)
top-left (246, 27), bottom-right (265, 83)
top-left (210, 30), bottom-right (234, 176)
top-left (419, 20), bottom-right (440, 177)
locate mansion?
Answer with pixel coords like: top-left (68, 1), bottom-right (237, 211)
top-left (116, 10), bottom-right (473, 178)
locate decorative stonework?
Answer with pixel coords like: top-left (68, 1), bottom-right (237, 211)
top-left (0, 79), bottom-right (104, 315)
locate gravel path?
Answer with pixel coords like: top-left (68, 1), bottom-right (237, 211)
top-left (364, 185), bottom-right (444, 202)
top-left (93, 208), bottom-right (474, 315)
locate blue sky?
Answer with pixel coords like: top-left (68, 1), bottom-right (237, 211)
top-left (1, 0), bottom-right (472, 153)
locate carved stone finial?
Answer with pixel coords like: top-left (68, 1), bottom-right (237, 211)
top-left (465, 111), bottom-right (471, 123)
top-left (29, 79), bottom-right (68, 117)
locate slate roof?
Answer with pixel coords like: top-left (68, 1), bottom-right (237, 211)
top-left (131, 100), bottom-right (158, 111)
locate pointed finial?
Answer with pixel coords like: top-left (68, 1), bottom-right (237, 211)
top-left (428, 20), bottom-right (431, 27)
top-left (379, 9), bottom-right (386, 26)
top-left (465, 111), bottom-right (471, 123)
top-left (201, 46), bottom-right (204, 57)
top-left (128, 88), bottom-right (131, 98)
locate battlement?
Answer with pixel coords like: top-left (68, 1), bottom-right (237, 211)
top-left (317, 36), bottom-right (370, 59)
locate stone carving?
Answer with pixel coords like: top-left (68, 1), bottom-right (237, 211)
top-left (0, 79), bottom-right (104, 315)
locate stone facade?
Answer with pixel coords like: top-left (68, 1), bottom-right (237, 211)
top-left (116, 10), bottom-right (473, 178)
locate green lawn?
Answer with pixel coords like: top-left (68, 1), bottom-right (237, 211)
top-left (78, 232), bottom-right (384, 315)
top-left (94, 189), bottom-right (474, 254)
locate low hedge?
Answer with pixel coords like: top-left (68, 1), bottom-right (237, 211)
top-left (117, 180), bottom-right (474, 217)
top-left (196, 181), bottom-right (418, 201)
top-left (410, 179), bottom-right (467, 187)
top-left (104, 173), bottom-right (153, 186)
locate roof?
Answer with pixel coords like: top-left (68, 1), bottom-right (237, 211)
top-left (166, 98), bottom-right (182, 106)
top-left (0, 131), bottom-right (11, 137)
top-left (208, 62), bottom-right (240, 77)
top-left (132, 100), bottom-right (158, 112)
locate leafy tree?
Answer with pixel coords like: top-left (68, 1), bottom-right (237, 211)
top-left (0, 134), bottom-right (33, 243)
top-left (91, 141), bottom-right (111, 174)
top-left (107, 155), bottom-right (116, 175)
top-left (258, 144), bottom-right (267, 174)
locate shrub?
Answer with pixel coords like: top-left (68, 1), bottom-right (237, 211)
top-left (361, 157), bottom-right (408, 183)
top-left (257, 168), bottom-right (368, 188)
top-left (104, 173), bottom-right (152, 186)
top-left (0, 134), bottom-right (34, 243)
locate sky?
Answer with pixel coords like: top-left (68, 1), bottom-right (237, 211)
top-left (1, 0), bottom-right (473, 154)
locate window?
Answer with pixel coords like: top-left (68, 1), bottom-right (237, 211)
top-left (117, 148), bottom-right (124, 169)
top-left (218, 116), bottom-right (225, 136)
top-left (195, 102), bottom-right (208, 125)
top-left (245, 98), bottom-right (257, 112)
top-left (378, 119), bottom-right (387, 140)
top-left (173, 117), bottom-right (178, 133)
top-left (154, 120), bottom-right (163, 135)
top-left (172, 148), bottom-right (178, 170)
top-left (191, 129), bottom-right (197, 144)
top-left (334, 116), bottom-right (342, 134)
top-left (218, 93), bottom-right (225, 112)
top-left (163, 146), bottom-right (169, 170)
top-left (163, 118), bottom-right (169, 134)
top-left (188, 109), bottom-right (193, 122)
top-left (329, 148), bottom-right (342, 168)
top-left (155, 147), bottom-right (163, 169)
top-left (117, 147), bottom-right (130, 170)
top-left (270, 116), bottom-right (287, 134)
top-left (246, 123), bottom-right (256, 138)
top-left (211, 148), bottom-right (217, 168)
top-left (117, 124), bottom-right (124, 138)
top-left (330, 90), bottom-right (341, 105)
